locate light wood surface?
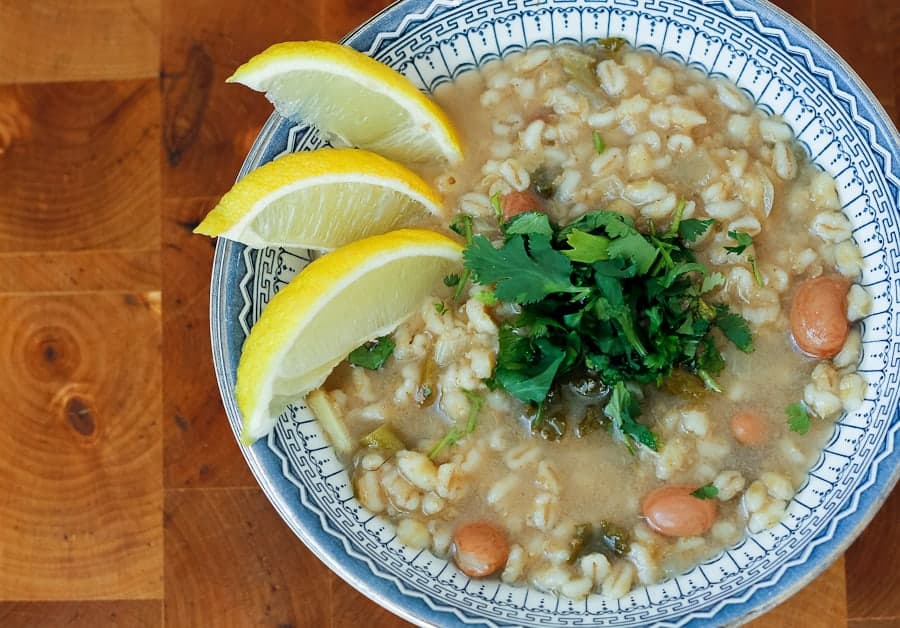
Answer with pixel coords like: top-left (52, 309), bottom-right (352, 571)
top-left (0, 1), bottom-right (896, 626)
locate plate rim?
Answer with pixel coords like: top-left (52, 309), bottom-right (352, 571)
top-left (208, 0), bottom-right (900, 625)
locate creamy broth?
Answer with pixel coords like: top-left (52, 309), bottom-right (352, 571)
top-left (318, 43), bottom-right (869, 598)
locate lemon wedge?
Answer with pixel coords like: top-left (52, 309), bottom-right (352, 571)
top-left (235, 228), bottom-right (462, 444)
top-left (228, 40), bottom-right (463, 165)
top-left (194, 148), bottom-right (442, 249)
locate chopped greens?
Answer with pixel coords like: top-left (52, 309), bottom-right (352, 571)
top-left (461, 389), bottom-right (485, 433)
top-left (787, 401), bottom-right (811, 435)
top-left (462, 209), bottom-right (754, 451)
top-left (434, 301), bottom-right (447, 315)
top-left (569, 521), bottom-right (631, 561)
top-left (593, 130), bottom-right (606, 154)
top-left (749, 255), bottom-right (763, 286)
top-left (450, 214), bottom-right (476, 299)
top-left (725, 230), bottom-right (753, 255)
top-left (428, 428), bottom-right (463, 459)
top-left (348, 336), bottom-right (395, 370)
top-left (490, 191), bottom-right (504, 226)
top-left (691, 484), bottom-right (719, 499)
top-left (443, 273), bottom-right (460, 287)
top-left (678, 218), bottom-right (715, 243)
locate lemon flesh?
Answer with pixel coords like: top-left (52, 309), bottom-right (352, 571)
top-left (228, 41), bottom-right (463, 165)
top-left (235, 228), bottom-right (463, 444)
top-left (195, 148), bottom-right (442, 249)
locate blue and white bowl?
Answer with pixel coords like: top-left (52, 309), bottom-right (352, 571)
top-left (209, 1), bottom-right (900, 625)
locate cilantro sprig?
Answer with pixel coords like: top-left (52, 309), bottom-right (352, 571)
top-left (462, 210), bottom-right (753, 452)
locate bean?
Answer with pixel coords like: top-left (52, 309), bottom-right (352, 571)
top-left (790, 275), bottom-right (850, 358)
top-left (731, 409), bottom-right (769, 446)
top-left (451, 521), bottom-right (510, 577)
top-left (641, 485), bottom-right (717, 537)
top-left (501, 190), bottom-right (544, 219)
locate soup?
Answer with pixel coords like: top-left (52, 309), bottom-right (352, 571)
top-left (312, 43), bottom-right (870, 599)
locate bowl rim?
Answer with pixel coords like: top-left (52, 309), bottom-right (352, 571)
top-left (209, 0), bottom-right (900, 625)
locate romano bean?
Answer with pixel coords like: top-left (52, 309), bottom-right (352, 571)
top-left (731, 410), bottom-right (769, 446)
top-left (501, 190), bottom-right (544, 218)
top-left (451, 521), bottom-right (510, 577)
top-left (641, 486), bottom-right (718, 537)
top-left (790, 275), bottom-right (850, 358)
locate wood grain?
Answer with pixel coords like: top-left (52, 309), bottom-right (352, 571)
top-left (0, 0), bottom-right (160, 84)
top-left (163, 199), bottom-right (254, 488)
top-left (161, 0), bottom-right (323, 200)
top-left (164, 488), bottom-right (332, 628)
top-left (0, 250), bottom-right (160, 293)
top-left (813, 0), bottom-right (899, 121)
top-left (747, 557), bottom-right (847, 627)
top-left (0, 293), bottom-right (163, 600)
top-left (0, 80), bottom-right (160, 253)
top-left (0, 601), bottom-right (161, 628)
top-left (847, 488), bottom-right (900, 621)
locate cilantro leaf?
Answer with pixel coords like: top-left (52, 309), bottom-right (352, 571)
top-left (464, 234), bottom-right (577, 304)
top-left (604, 382), bottom-right (659, 451)
top-left (348, 336), bottom-right (395, 370)
top-left (691, 484), bottom-right (719, 499)
top-left (787, 402), bottom-right (811, 435)
top-left (714, 306), bottom-right (754, 352)
top-left (563, 229), bottom-right (610, 263)
top-left (725, 230), bottom-right (753, 254)
top-left (495, 338), bottom-right (566, 403)
top-left (505, 211), bottom-right (554, 237)
top-left (443, 273), bottom-right (460, 287)
top-left (679, 218), bottom-right (715, 243)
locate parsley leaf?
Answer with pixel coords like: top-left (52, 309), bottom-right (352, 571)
top-left (787, 402), bottom-right (811, 435)
top-left (691, 484), bottom-right (719, 499)
top-left (725, 230), bottom-right (753, 254)
top-left (348, 336), bottom-right (395, 370)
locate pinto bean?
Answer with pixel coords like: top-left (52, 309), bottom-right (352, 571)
top-left (642, 485), bottom-right (717, 537)
top-left (451, 521), bottom-right (509, 577)
top-left (501, 190), bottom-right (544, 219)
top-left (731, 409), bottom-right (769, 446)
top-left (790, 275), bottom-right (850, 358)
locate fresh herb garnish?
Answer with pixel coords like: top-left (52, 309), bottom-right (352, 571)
top-left (724, 230), bottom-right (753, 255)
top-left (461, 389), bottom-right (485, 434)
top-left (462, 209), bottom-right (753, 451)
top-left (678, 218), bottom-right (715, 243)
top-left (749, 255), bottom-right (763, 287)
top-left (490, 191), bottom-right (504, 227)
top-left (473, 289), bottom-right (498, 305)
top-left (593, 130), bottom-right (606, 154)
top-left (428, 391), bottom-right (484, 460)
top-left (428, 427), bottom-right (463, 459)
top-left (450, 214), bottom-right (476, 299)
top-left (443, 273), bottom-right (460, 287)
top-left (787, 401), bottom-right (811, 435)
top-left (691, 484), bottom-right (719, 499)
top-left (434, 301), bottom-right (447, 315)
top-left (348, 336), bottom-right (395, 370)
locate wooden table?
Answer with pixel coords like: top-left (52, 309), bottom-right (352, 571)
top-left (0, 1), bottom-right (896, 626)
